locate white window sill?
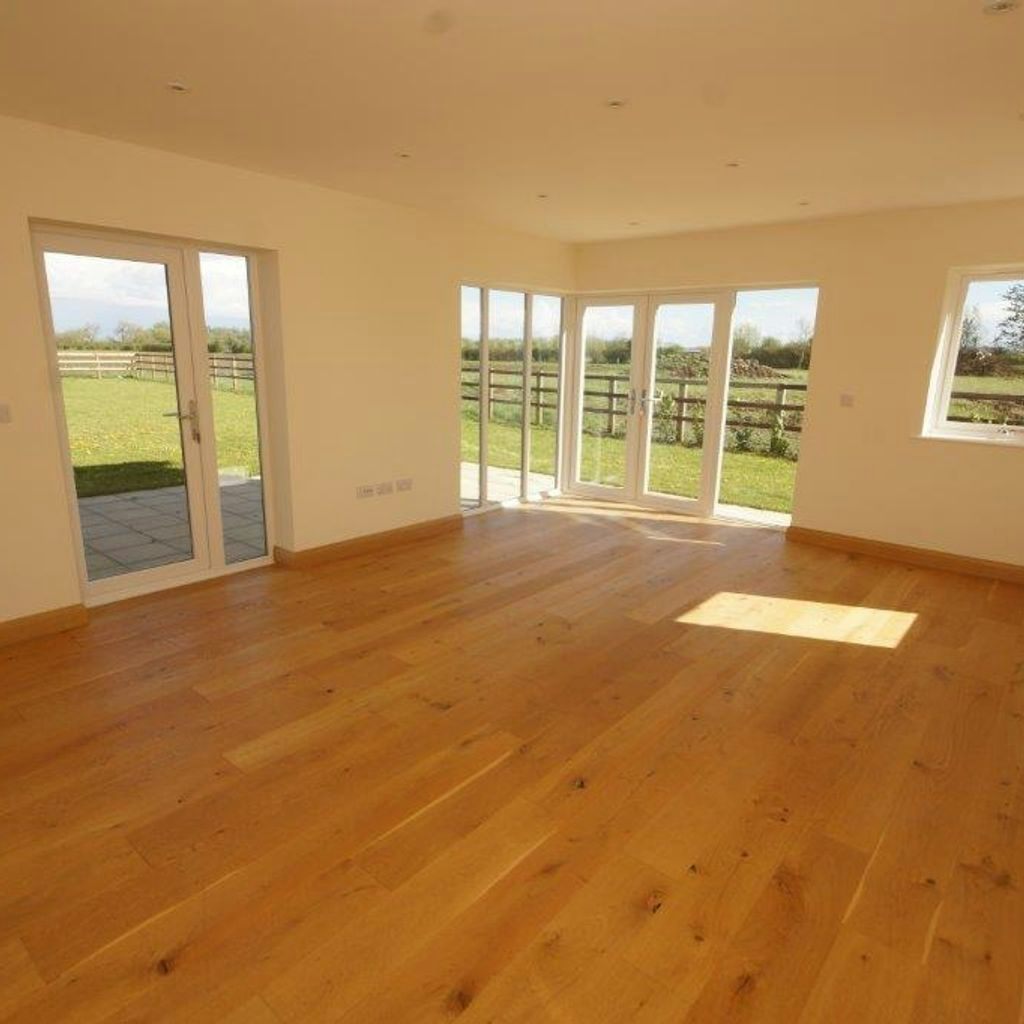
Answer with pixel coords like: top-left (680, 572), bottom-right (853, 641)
top-left (915, 431), bottom-right (1024, 450)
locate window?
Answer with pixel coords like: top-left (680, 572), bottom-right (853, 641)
top-left (928, 270), bottom-right (1024, 443)
top-left (458, 286), bottom-right (563, 509)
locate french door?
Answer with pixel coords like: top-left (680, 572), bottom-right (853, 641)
top-left (566, 291), bottom-right (735, 516)
top-left (34, 229), bottom-right (272, 603)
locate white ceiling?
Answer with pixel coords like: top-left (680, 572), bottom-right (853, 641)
top-left (1, 0), bottom-right (1023, 241)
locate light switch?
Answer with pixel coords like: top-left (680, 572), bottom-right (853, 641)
top-left (0, 403), bottom-right (11, 423)
top-left (839, 393), bottom-right (855, 408)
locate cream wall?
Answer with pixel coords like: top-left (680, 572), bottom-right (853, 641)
top-left (3, 111), bottom-right (1022, 625)
top-left (576, 201), bottom-right (1024, 567)
top-left (0, 115), bottom-right (574, 623)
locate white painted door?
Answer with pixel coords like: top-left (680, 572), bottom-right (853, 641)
top-left (566, 291), bottom-right (736, 515)
top-left (35, 230), bottom-right (273, 604)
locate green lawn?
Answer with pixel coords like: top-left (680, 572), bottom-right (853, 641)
top-left (463, 416), bottom-right (797, 513)
top-left (61, 376), bottom-right (261, 497)
top-left (67, 375), bottom-right (796, 512)
top-left (948, 372), bottom-right (1024, 425)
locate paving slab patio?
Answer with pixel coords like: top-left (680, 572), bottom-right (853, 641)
top-left (78, 479), bottom-right (266, 580)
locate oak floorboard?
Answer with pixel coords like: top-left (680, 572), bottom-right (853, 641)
top-left (0, 499), bottom-right (1021, 1021)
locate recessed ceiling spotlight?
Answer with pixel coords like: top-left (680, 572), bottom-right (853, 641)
top-left (395, 152), bottom-right (412, 159)
top-left (605, 99), bottom-right (628, 109)
top-left (423, 9), bottom-right (455, 33)
top-left (536, 193), bottom-right (549, 199)
top-left (798, 200), bottom-right (811, 206)
top-left (166, 81), bottom-right (191, 93)
top-left (628, 220), bottom-right (642, 226)
top-left (725, 161), bottom-right (741, 168)
top-left (984, 0), bottom-right (1019, 12)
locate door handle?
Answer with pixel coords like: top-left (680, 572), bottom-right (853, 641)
top-left (163, 399), bottom-right (201, 442)
top-left (637, 388), bottom-right (665, 416)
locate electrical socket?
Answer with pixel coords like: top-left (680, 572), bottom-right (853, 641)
top-left (396, 478), bottom-right (413, 492)
top-left (356, 484), bottom-right (375, 499)
top-left (376, 481), bottom-right (394, 496)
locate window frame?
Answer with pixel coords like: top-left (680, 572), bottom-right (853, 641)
top-left (925, 265), bottom-right (1024, 446)
top-left (458, 283), bottom-right (567, 512)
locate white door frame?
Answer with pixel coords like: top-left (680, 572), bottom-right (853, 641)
top-left (564, 288), bottom-right (737, 517)
top-left (33, 226), bottom-right (275, 606)
top-left (635, 290), bottom-right (736, 517)
top-left (564, 294), bottom-right (650, 503)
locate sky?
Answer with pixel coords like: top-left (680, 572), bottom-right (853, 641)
top-left (463, 286), bottom-right (820, 346)
top-left (461, 287), bottom-right (562, 343)
top-left (962, 278), bottom-right (1023, 344)
top-left (43, 251), bottom-right (252, 335)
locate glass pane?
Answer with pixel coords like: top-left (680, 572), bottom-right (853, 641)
top-left (646, 303), bottom-right (714, 501)
top-left (44, 251), bottom-right (195, 581)
top-left (199, 253), bottom-right (267, 563)
top-left (579, 305), bottom-right (633, 488)
top-left (486, 290), bottom-right (526, 502)
top-left (460, 286), bottom-right (482, 508)
top-left (720, 288), bottom-right (819, 516)
top-left (529, 295), bottom-right (562, 498)
top-left (947, 279), bottom-right (1024, 428)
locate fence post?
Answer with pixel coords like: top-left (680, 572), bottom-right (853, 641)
top-left (606, 377), bottom-right (616, 435)
top-left (534, 370), bottom-right (542, 425)
top-left (677, 381), bottom-right (687, 443)
top-left (776, 384), bottom-right (787, 428)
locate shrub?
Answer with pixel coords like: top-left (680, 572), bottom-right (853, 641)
top-left (768, 413), bottom-right (791, 458)
top-left (688, 406), bottom-right (705, 447)
top-left (651, 390), bottom-right (679, 444)
top-left (731, 424), bottom-right (755, 452)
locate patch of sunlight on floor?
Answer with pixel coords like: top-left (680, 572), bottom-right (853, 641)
top-left (676, 592), bottom-right (918, 648)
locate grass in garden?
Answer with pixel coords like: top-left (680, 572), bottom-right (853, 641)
top-left (61, 377), bottom-right (261, 497)
top-left (464, 416), bottom-right (798, 513)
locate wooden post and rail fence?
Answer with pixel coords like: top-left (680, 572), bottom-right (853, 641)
top-left (56, 354), bottom-right (1024, 431)
top-left (57, 350), bottom-right (255, 389)
top-left (460, 366), bottom-right (1024, 436)
top-left (461, 367), bottom-right (809, 437)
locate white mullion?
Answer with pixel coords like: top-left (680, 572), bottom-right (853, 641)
top-left (521, 292), bottom-right (533, 500)
top-left (705, 291), bottom-right (738, 517)
top-left (181, 247), bottom-right (226, 569)
top-left (479, 288), bottom-right (490, 505)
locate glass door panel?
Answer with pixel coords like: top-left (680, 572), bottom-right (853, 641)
top-left (459, 286), bottom-right (483, 508)
top-left (197, 252), bottom-right (268, 563)
top-left (486, 290), bottom-right (526, 503)
top-left (40, 247), bottom-right (207, 585)
top-left (642, 302), bottom-right (716, 503)
top-left (527, 294), bottom-right (563, 498)
top-left (718, 288), bottom-right (819, 520)
top-left (576, 303), bottom-right (637, 491)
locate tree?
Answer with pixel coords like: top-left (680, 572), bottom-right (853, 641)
top-left (791, 317), bottom-right (814, 346)
top-left (54, 323), bottom-right (101, 349)
top-left (995, 283), bottom-right (1024, 352)
top-left (959, 305), bottom-right (983, 350)
top-left (113, 321), bottom-right (146, 349)
top-left (732, 321), bottom-right (761, 356)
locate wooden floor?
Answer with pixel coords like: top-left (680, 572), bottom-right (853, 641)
top-left (1, 500), bottom-right (1023, 1023)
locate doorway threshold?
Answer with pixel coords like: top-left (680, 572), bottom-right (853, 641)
top-left (714, 503), bottom-right (791, 529)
